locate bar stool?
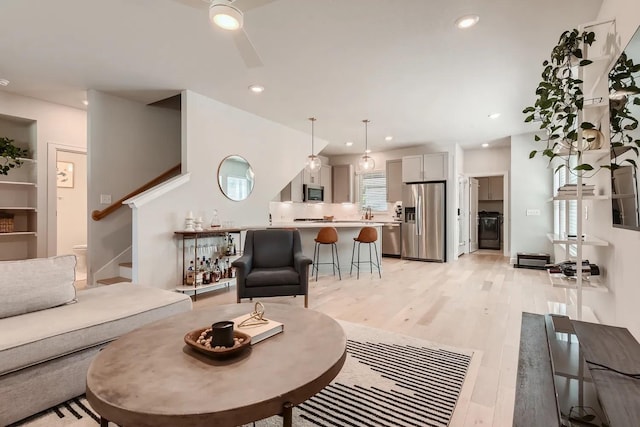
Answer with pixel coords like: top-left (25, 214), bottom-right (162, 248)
top-left (312, 226), bottom-right (341, 281)
top-left (350, 226), bottom-right (381, 279)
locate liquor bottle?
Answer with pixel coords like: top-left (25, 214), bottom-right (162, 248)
top-left (226, 258), bottom-right (231, 278)
top-left (186, 260), bottom-right (195, 285)
top-left (196, 260), bottom-right (204, 286)
top-left (214, 258), bottom-right (222, 282)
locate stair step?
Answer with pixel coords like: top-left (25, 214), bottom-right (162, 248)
top-left (97, 276), bottom-right (132, 286)
top-left (119, 262), bottom-right (133, 268)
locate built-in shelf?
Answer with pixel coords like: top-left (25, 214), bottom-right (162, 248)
top-left (552, 148), bottom-right (608, 158)
top-left (547, 270), bottom-right (608, 292)
top-left (0, 231), bottom-right (37, 236)
top-left (0, 181), bottom-right (36, 187)
top-left (612, 193), bottom-right (636, 199)
top-left (600, 145), bottom-right (636, 162)
top-left (0, 156), bottom-right (36, 164)
top-left (546, 233), bottom-right (609, 246)
top-left (0, 207), bottom-right (37, 212)
top-left (548, 194), bottom-right (609, 202)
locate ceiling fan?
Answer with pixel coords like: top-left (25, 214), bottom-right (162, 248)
top-left (175, 0), bottom-right (278, 68)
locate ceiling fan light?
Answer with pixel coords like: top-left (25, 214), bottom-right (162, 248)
top-left (210, 3), bottom-right (243, 30)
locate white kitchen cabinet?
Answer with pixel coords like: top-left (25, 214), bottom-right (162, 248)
top-left (478, 176), bottom-right (503, 201)
top-left (332, 164), bottom-right (354, 203)
top-left (386, 159), bottom-right (403, 202)
top-left (320, 164), bottom-right (332, 203)
top-left (402, 153), bottom-right (448, 183)
top-left (303, 167), bottom-right (320, 185)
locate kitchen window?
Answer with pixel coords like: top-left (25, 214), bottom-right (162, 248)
top-left (358, 171), bottom-right (387, 211)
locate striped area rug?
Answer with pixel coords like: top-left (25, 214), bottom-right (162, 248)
top-left (11, 321), bottom-right (475, 427)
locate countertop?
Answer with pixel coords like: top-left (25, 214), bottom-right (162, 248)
top-left (270, 221), bottom-right (385, 229)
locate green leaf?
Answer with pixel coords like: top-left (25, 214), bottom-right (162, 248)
top-left (574, 164), bottom-right (594, 171)
top-left (523, 106), bottom-right (535, 113)
top-left (580, 122), bottom-right (595, 129)
top-left (525, 115), bottom-right (535, 123)
top-left (579, 59), bottom-right (593, 67)
top-left (555, 164), bottom-right (566, 173)
top-left (529, 150), bottom-right (537, 159)
top-left (534, 134), bottom-right (541, 141)
top-left (543, 149), bottom-right (555, 157)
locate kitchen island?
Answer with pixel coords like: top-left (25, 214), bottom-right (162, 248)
top-left (268, 222), bottom-right (384, 278)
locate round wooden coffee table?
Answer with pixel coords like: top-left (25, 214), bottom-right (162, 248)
top-left (86, 303), bottom-right (346, 427)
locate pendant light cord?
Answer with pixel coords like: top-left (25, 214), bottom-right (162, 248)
top-left (309, 117), bottom-right (316, 156)
top-left (363, 119), bottom-right (370, 153)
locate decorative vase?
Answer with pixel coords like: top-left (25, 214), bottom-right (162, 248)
top-left (582, 129), bottom-right (604, 150)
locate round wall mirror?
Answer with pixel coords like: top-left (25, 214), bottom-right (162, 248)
top-left (217, 155), bottom-right (255, 201)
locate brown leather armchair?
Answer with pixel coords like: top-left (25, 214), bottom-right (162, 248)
top-left (232, 229), bottom-right (312, 307)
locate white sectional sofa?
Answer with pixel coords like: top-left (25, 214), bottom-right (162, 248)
top-left (0, 256), bottom-right (192, 425)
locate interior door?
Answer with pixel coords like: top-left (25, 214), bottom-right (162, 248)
top-left (469, 178), bottom-right (479, 252)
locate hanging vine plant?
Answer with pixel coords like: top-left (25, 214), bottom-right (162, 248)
top-left (606, 50), bottom-right (640, 171)
top-left (0, 137), bottom-right (28, 176)
top-left (522, 29), bottom-right (597, 174)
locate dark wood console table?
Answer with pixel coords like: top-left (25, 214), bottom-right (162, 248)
top-left (515, 313), bottom-right (640, 426)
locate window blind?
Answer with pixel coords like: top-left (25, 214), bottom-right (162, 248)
top-left (359, 171), bottom-right (387, 211)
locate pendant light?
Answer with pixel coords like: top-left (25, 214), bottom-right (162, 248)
top-left (306, 117), bottom-right (322, 171)
top-left (358, 119), bottom-right (375, 171)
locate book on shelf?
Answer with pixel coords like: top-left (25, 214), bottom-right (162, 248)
top-left (232, 313), bottom-right (284, 345)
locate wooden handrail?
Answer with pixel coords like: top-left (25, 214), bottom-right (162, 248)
top-left (92, 163), bottom-right (182, 221)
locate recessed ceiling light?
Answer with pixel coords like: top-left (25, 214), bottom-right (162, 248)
top-left (0, 79), bottom-right (9, 86)
top-left (455, 15), bottom-right (479, 29)
top-left (385, 136), bottom-right (393, 141)
top-left (488, 112), bottom-right (501, 119)
top-left (82, 100), bottom-right (89, 106)
top-left (482, 143), bottom-right (490, 148)
top-left (248, 84), bottom-right (264, 93)
top-left (345, 141), bottom-right (353, 146)
top-left (365, 149), bottom-right (372, 154)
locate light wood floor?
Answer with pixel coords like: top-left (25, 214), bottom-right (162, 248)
top-left (193, 251), bottom-right (573, 427)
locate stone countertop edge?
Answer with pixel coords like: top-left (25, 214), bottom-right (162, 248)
top-left (268, 222), bottom-right (386, 228)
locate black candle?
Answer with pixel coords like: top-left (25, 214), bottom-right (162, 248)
top-left (211, 321), bottom-right (234, 347)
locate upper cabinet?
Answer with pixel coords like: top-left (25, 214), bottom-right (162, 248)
top-left (478, 176), bottom-right (503, 201)
top-left (332, 164), bottom-right (354, 203)
top-left (386, 159), bottom-right (403, 202)
top-left (402, 153), bottom-right (448, 183)
top-left (303, 167), bottom-right (320, 186)
top-left (320, 164), bottom-right (332, 203)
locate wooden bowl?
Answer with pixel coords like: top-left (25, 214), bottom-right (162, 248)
top-left (184, 327), bottom-right (251, 358)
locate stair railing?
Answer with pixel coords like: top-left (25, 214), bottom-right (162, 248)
top-left (91, 163), bottom-right (181, 221)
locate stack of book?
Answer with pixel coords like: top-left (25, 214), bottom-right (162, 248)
top-left (557, 184), bottom-right (595, 197)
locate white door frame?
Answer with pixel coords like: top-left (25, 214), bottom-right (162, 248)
top-left (47, 143), bottom-right (87, 257)
top-left (457, 175), bottom-right (468, 255)
top-left (465, 171), bottom-right (510, 257)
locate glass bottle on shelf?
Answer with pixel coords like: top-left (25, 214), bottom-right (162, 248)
top-left (186, 260), bottom-right (195, 285)
top-left (214, 258), bottom-right (222, 282)
top-left (210, 209), bottom-right (221, 228)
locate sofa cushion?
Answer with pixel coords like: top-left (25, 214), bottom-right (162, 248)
top-left (245, 267), bottom-right (299, 287)
top-left (0, 282), bottom-right (192, 376)
top-left (0, 255), bottom-right (77, 319)
top-left (252, 230), bottom-right (294, 269)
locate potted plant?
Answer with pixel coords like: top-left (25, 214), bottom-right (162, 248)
top-left (607, 51), bottom-right (640, 171)
top-left (0, 137), bottom-right (28, 176)
top-left (523, 29), bottom-right (598, 173)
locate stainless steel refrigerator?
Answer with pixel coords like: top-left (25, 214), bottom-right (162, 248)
top-left (401, 182), bottom-right (446, 262)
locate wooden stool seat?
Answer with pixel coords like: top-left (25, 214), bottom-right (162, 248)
top-left (312, 227), bottom-right (341, 281)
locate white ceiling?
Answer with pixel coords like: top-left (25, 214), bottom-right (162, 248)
top-left (0, 0), bottom-right (603, 155)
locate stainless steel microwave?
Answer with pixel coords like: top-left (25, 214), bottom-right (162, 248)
top-left (303, 184), bottom-right (324, 202)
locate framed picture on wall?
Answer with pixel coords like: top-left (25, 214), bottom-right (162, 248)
top-left (57, 161), bottom-right (74, 188)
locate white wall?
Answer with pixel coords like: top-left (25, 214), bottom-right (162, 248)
top-left (131, 90), bottom-right (328, 289)
top-left (463, 146), bottom-right (511, 175)
top-left (56, 150), bottom-right (87, 255)
top-left (88, 90), bottom-right (181, 283)
top-left (584, 0), bottom-right (640, 338)
top-left (0, 92), bottom-right (86, 257)
top-left (510, 133), bottom-right (553, 260)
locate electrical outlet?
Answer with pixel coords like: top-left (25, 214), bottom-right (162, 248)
top-left (100, 194), bottom-right (112, 204)
top-left (526, 209), bottom-right (541, 216)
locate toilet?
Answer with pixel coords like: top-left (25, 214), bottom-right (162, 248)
top-left (72, 244), bottom-right (87, 280)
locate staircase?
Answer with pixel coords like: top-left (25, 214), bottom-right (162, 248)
top-left (96, 262), bottom-right (132, 285)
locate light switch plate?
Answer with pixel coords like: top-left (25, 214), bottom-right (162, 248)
top-left (526, 209), bottom-right (541, 216)
top-left (100, 194), bottom-right (112, 204)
